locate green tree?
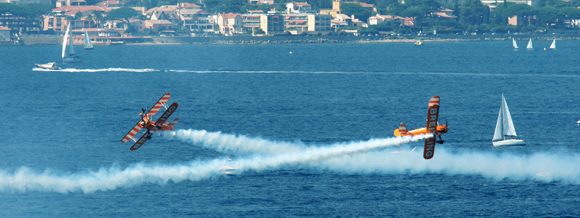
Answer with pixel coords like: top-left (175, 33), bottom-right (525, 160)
top-left (459, 0), bottom-right (490, 26)
top-left (105, 7), bottom-right (139, 23)
top-left (341, 3), bottom-right (372, 23)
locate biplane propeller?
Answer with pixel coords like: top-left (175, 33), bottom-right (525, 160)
top-left (121, 93), bottom-right (179, 151)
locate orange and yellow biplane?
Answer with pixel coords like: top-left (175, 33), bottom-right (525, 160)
top-left (393, 96), bottom-right (448, 160)
top-left (121, 93), bottom-right (179, 151)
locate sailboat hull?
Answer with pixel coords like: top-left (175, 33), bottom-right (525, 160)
top-left (63, 55), bottom-right (83, 63)
top-left (492, 139), bottom-right (526, 147)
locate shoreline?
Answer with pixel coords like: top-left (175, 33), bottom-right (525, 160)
top-left (11, 34), bottom-right (580, 46)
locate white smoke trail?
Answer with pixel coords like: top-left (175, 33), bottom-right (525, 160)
top-left (317, 146), bottom-right (580, 183)
top-left (0, 135), bottom-right (425, 194)
top-left (161, 129), bottom-right (307, 155)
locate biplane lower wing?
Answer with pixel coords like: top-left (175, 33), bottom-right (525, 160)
top-left (423, 96), bottom-right (440, 160)
top-left (131, 132), bottom-right (152, 151)
top-left (154, 102), bottom-right (178, 126)
top-left (121, 93), bottom-right (171, 143)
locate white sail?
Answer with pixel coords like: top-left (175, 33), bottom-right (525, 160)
top-left (526, 39), bottom-right (533, 50)
top-left (493, 94), bottom-right (519, 141)
top-left (500, 94), bottom-right (517, 137)
top-left (512, 38), bottom-right (518, 49)
top-left (69, 28), bottom-right (75, 55)
top-left (61, 24), bottom-right (70, 58)
top-left (84, 30), bottom-right (93, 49)
top-left (492, 94), bottom-right (525, 146)
top-left (550, 39), bottom-right (556, 49)
top-left (492, 108), bottom-right (503, 141)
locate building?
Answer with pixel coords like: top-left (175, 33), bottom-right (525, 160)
top-left (0, 26), bottom-right (10, 41)
top-left (52, 6), bottom-right (111, 17)
top-left (242, 14), bottom-right (262, 34)
top-left (321, 0), bottom-right (376, 16)
top-left (248, 0), bottom-right (274, 5)
top-left (97, 0), bottom-right (125, 8)
top-left (179, 9), bottom-right (215, 33)
top-left (131, 19), bottom-right (174, 32)
top-left (480, 0), bottom-right (532, 8)
top-left (259, 14), bottom-right (284, 35)
top-left (286, 2), bottom-right (314, 14)
top-left (0, 12), bottom-right (42, 32)
top-left (284, 14), bottom-right (331, 34)
top-left (1, 0), bottom-right (51, 4)
top-left (56, 0), bottom-right (86, 7)
top-left (218, 13), bottom-right (242, 35)
top-left (43, 15), bottom-right (68, 31)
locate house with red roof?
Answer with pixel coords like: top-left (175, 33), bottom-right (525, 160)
top-left (218, 13), bottom-right (242, 35)
top-left (97, 0), bottom-right (125, 8)
top-left (179, 2), bottom-right (201, 9)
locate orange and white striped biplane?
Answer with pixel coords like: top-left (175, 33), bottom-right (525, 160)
top-left (121, 93), bottom-right (179, 151)
top-left (393, 96), bottom-right (448, 160)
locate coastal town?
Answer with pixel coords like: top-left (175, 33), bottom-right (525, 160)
top-left (1, 0), bottom-right (580, 45)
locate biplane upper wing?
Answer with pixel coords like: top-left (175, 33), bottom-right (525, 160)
top-left (121, 93), bottom-right (171, 143)
top-left (146, 93), bottom-right (171, 118)
top-left (154, 102), bottom-right (178, 126)
top-left (121, 124), bottom-right (143, 143)
top-left (423, 96), bottom-right (440, 160)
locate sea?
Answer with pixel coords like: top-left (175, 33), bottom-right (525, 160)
top-left (1, 40), bottom-right (580, 217)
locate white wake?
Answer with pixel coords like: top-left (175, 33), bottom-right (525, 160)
top-left (32, 68), bottom-right (159, 72)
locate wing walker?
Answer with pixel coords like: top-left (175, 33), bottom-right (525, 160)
top-left (121, 93), bottom-right (179, 151)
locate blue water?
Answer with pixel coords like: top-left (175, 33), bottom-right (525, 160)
top-left (1, 41), bottom-right (580, 217)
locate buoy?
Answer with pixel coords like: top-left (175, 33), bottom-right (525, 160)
top-left (289, 51), bottom-right (292, 54)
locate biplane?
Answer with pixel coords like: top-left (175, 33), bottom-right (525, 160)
top-left (393, 96), bottom-right (448, 160)
top-left (121, 93), bottom-right (179, 151)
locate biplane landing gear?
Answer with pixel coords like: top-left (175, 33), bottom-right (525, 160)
top-left (436, 135), bottom-right (445, 144)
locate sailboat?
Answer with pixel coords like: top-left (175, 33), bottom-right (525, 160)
top-left (512, 38), bottom-right (518, 49)
top-left (550, 39), bottom-right (556, 50)
top-left (83, 30), bottom-right (93, 50)
top-left (62, 24), bottom-right (83, 63)
top-left (492, 94), bottom-right (526, 147)
top-left (526, 39), bottom-right (533, 50)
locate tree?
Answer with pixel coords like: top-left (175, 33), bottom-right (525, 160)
top-left (341, 3), bottom-right (372, 23)
top-left (105, 7), bottom-right (139, 23)
top-left (401, 7), bottom-right (422, 26)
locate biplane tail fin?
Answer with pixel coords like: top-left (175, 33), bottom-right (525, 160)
top-left (168, 118), bottom-right (179, 126)
top-left (393, 123), bottom-right (407, 136)
top-left (398, 123), bottom-right (407, 135)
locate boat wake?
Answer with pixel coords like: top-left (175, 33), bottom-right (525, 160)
top-left (32, 68), bottom-right (159, 73)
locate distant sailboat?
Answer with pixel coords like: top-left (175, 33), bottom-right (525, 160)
top-left (512, 38), bottom-right (518, 49)
top-left (526, 39), bottom-right (533, 50)
top-left (84, 30), bottom-right (93, 50)
top-left (492, 94), bottom-right (526, 147)
top-left (550, 39), bottom-right (556, 50)
top-left (62, 24), bottom-right (83, 63)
